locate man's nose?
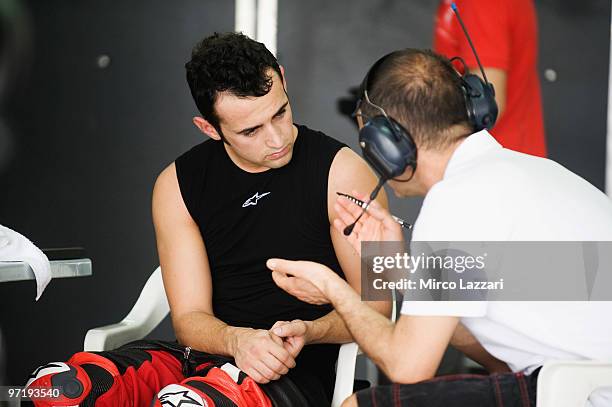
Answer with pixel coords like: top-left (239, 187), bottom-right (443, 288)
top-left (266, 126), bottom-right (284, 148)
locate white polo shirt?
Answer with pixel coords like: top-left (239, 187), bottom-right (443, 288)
top-left (400, 130), bottom-right (612, 405)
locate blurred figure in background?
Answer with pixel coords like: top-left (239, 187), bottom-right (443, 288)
top-left (434, 0), bottom-right (547, 157)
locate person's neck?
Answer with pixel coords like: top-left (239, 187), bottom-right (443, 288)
top-left (415, 127), bottom-right (471, 194)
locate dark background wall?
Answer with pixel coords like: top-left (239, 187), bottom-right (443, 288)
top-left (0, 0), bottom-right (609, 386)
top-left (0, 0), bottom-right (234, 384)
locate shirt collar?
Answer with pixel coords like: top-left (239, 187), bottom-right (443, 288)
top-left (443, 130), bottom-right (502, 179)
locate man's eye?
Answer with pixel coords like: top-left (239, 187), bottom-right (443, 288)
top-left (274, 109), bottom-right (286, 119)
top-left (243, 129), bottom-right (257, 137)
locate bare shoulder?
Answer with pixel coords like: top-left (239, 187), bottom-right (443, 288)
top-left (327, 146), bottom-right (388, 221)
top-left (152, 162), bottom-right (191, 225)
top-left (329, 147), bottom-right (370, 187)
top-left (330, 146), bottom-right (368, 173)
top-left (329, 147), bottom-right (384, 196)
top-left (153, 162), bottom-right (178, 195)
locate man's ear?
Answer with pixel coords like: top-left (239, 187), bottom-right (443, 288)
top-left (280, 65), bottom-right (287, 92)
top-left (193, 117), bottom-right (222, 141)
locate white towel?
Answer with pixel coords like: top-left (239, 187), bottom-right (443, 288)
top-left (0, 225), bottom-right (51, 300)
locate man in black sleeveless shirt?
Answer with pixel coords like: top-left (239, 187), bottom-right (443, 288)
top-left (26, 33), bottom-right (390, 406)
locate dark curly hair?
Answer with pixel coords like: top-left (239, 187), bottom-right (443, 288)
top-left (185, 32), bottom-right (282, 140)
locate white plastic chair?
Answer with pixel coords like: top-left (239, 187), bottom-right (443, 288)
top-left (536, 360), bottom-right (612, 407)
top-left (84, 266), bottom-right (395, 407)
top-left (330, 293), bottom-right (398, 407)
top-left (84, 267), bottom-right (169, 351)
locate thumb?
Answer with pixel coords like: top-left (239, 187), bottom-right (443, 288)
top-left (266, 258), bottom-right (307, 278)
top-left (272, 321), bottom-right (306, 338)
top-left (271, 320), bottom-right (289, 330)
top-left (352, 190), bottom-right (396, 226)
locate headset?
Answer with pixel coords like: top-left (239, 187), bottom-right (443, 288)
top-left (355, 2), bottom-right (498, 183)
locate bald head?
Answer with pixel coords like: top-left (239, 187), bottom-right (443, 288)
top-left (362, 49), bottom-right (472, 148)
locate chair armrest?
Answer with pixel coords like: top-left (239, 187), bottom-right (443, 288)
top-left (84, 266), bottom-right (170, 351)
top-left (537, 360), bottom-right (612, 407)
top-left (331, 290), bottom-right (397, 406)
top-left (332, 342), bottom-right (361, 407)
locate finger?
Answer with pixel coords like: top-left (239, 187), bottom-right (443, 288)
top-left (256, 354), bottom-right (283, 380)
top-left (352, 190), bottom-right (397, 226)
top-left (352, 190), bottom-right (370, 203)
top-left (269, 331), bottom-right (285, 347)
top-left (333, 203), bottom-right (350, 228)
top-left (272, 321), bottom-right (306, 338)
top-left (271, 270), bottom-right (288, 286)
top-left (332, 218), bottom-right (347, 234)
top-left (351, 190), bottom-right (382, 212)
top-left (260, 352), bottom-right (289, 376)
top-left (334, 201), bottom-right (366, 229)
top-left (272, 273), bottom-right (317, 303)
top-left (271, 270), bottom-right (297, 294)
top-left (271, 271), bottom-right (297, 295)
top-left (266, 343), bottom-right (297, 369)
top-left (351, 216), bottom-right (365, 235)
top-left (270, 320), bottom-right (289, 331)
top-left (352, 190), bottom-right (382, 212)
top-left (267, 258), bottom-right (309, 279)
top-left (244, 365), bottom-right (267, 384)
top-left (253, 361), bottom-right (278, 382)
top-left (284, 336), bottom-right (304, 357)
top-left (337, 195), bottom-right (367, 219)
top-left (364, 202), bottom-right (398, 228)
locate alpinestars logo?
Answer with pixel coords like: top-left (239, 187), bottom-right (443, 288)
top-left (242, 192), bottom-right (271, 208)
top-left (158, 390), bottom-right (205, 407)
top-left (157, 384), bottom-right (208, 406)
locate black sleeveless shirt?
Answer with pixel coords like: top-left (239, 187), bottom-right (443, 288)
top-left (175, 124), bottom-right (347, 403)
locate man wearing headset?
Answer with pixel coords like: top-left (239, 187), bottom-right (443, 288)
top-left (267, 48), bottom-right (612, 406)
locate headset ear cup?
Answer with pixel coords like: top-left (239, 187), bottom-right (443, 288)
top-left (463, 74), bottom-right (498, 131)
top-left (461, 83), bottom-right (476, 129)
top-left (358, 116), bottom-right (417, 179)
top-left (387, 117), bottom-right (417, 171)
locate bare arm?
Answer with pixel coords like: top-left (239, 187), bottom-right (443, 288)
top-left (273, 148), bottom-right (392, 344)
top-left (268, 259), bottom-right (458, 383)
top-left (450, 323), bottom-right (510, 373)
top-left (334, 292), bottom-right (458, 383)
top-left (317, 147), bottom-right (392, 343)
top-left (152, 163), bottom-right (295, 383)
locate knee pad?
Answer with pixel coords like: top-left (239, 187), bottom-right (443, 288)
top-left (152, 363), bottom-right (272, 407)
top-left (26, 353), bottom-right (118, 406)
top-left (26, 362), bottom-right (91, 406)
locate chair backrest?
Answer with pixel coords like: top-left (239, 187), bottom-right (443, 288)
top-left (83, 267), bottom-right (170, 351)
top-left (123, 266), bottom-right (170, 328)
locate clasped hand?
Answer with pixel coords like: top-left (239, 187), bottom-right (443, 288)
top-left (233, 319), bottom-right (309, 384)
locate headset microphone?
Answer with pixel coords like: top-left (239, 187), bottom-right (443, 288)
top-left (343, 177), bottom-right (387, 236)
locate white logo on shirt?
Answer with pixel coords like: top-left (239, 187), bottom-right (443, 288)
top-left (242, 191), bottom-right (271, 208)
